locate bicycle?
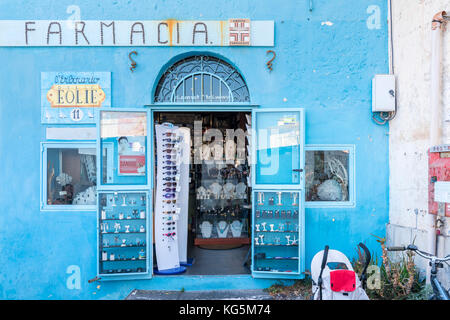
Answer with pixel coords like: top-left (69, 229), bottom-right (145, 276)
top-left (387, 244), bottom-right (450, 300)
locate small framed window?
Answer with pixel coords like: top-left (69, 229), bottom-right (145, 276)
top-left (305, 145), bottom-right (355, 207)
top-left (41, 141), bottom-right (97, 211)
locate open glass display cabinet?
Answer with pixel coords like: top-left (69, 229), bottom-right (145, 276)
top-left (96, 109), bottom-right (152, 280)
top-left (251, 108), bottom-right (305, 279)
top-left (98, 191), bottom-right (150, 277)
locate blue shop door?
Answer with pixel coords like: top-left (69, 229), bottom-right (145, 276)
top-left (96, 109), bottom-right (153, 280)
top-left (251, 108), bottom-right (305, 279)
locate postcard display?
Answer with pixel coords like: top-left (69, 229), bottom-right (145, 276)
top-left (252, 191), bottom-right (303, 278)
top-left (154, 123), bottom-right (190, 272)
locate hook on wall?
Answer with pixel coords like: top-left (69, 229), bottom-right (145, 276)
top-left (129, 51), bottom-right (138, 72)
top-left (309, 0), bottom-right (313, 12)
top-left (266, 50), bottom-right (276, 72)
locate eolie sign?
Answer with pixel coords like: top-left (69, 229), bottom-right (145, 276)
top-left (0, 19), bottom-right (274, 46)
top-left (41, 72), bottom-right (111, 124)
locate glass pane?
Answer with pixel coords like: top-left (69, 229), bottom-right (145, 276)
top-left (46, 147), bottom-right (96, 205)
top-left (185, 75), bottom-right (193, 102)
top-left (174, 83), bottom-right (184, 103)
top-left (253, 191), bottom-right (300, 274)
top-left (221, 82), bottom-right (229, 102)
top-left (99, 191), bottom-right (148, 275)
top-left (255, 111), bottom-right (301, 185)
top-left (211, 76), bottom-right (221, 102)
top-left (100, 111), bottom-right (147, 185)
top-left (305, 150), bottom-right (350, 201)
top-left (193, 74), bottom-right (202, 102)
top-left (203, 74), bottom-right (212, 102)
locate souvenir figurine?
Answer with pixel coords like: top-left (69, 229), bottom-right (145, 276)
top-left (114, 223), bottom-right (121, 233)
top-left (285, 222), bottom-right (291, 232)
top-left (139, 225), bottom-right (145, 233)
top-left (121, 239), bottom-right (127, 247)
top-left (268, 197), bottom-right (274, 205)
top-left (140, 195), bottom-right (146, 206)
top-left (292, 192), bottom-right (298, 206)
top-left (269, 224), bottom-right (275, 232)
top-left (140, 210), bottom-right (145, 219)
top-left (261, 222), bottom-right (267, 232)
top-left (277, 192), bottom-right (283, 206)
top-left (110, 253), bottom-right (115, 261)
top-left (258, 234), bottom-right (265, 245)
top-left (121, 195), bottom-right (127, 206)
top-left (125, 225), bottom-right (130, 233)
top-left (285, 235), bottom-right (291, 246)
top-left (119, 212), bottom-right (124, 220)
top-left (101, 210), bottom-right (106, 220)
top-left (101, 223), bottom-right (108, 234)
top-left (257, 192), bottom-right (265, 205)
top-left (254, 237), bottom-right (259, 245)
top-left (102, 251), bottom-right (108, 261)
top-left (138, 249), bottom-right (146, 259)
top-left (255, 224), bottom-right (260, 232)
top-left (111, 194), bottom-right (117, 207)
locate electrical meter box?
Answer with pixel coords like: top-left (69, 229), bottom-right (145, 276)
top-left (428, 145), bottom-right (450, 217)
top-left (372, 74), bottom-right (396, 112)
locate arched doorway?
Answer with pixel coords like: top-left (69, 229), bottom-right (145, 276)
top-left (152, 54), bottom-right (253, 275)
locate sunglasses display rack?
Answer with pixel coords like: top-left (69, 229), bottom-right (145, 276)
top-left (98, 191), bottom-right (149, 276)
top-left (252, 191), bottom-right (303, 277)
top-left (154, 123), bottom-right (187, 273)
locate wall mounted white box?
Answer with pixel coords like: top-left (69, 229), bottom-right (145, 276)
top-left (372, 74), bottom-right (396, 112)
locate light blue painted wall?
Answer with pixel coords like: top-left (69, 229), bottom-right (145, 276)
top-left (0, 0), bottom-right (389, 299)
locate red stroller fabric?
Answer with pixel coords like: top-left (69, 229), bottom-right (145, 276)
top-left (330, 270), bottom-right (356, 292)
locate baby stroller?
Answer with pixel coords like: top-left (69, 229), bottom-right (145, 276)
top-left (311, 243), bottom-right (371, 300)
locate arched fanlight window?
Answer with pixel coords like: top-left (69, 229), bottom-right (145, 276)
top-left (154, 55), bottom-right (250, 103)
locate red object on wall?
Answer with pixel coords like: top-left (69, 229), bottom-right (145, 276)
top-left (428, 145), bottom-right (450, 217)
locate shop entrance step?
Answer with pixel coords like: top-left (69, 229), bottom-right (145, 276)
top-left (125, 289), bottom-right (274, 300)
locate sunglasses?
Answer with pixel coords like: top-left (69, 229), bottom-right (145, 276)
top-left (163, 188), bottom-right (176, 192)
top-left (165, 222), bottom-right (176, 225)
top-left (163, 232), bottom-right (176, 237)
top-left (163, 227), bottom-right (176, 231)
top-left (163, 193), bottom-right (176, 199)
top-left (163, 177), bottom-right (178, 181)
top-left (163, 182), bottom-right (177, 187)
top-left (163, 132), bottom-right (176, 137)
top-left (163, 199), bottom-right (177, 204)
top-left (163, 171), bottom-right (178, 176)
top-left (163, 166), bottom-right (177, 170)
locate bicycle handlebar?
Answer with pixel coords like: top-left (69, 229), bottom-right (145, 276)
top-left (386, 246), bottom-right (405, 251)
top-left (387, 245), bottom-right (450, 262)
